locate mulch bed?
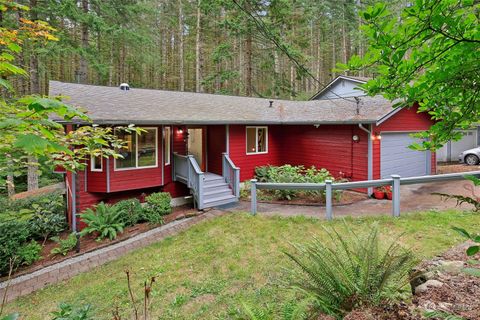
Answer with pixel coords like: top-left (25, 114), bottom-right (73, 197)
top-left (2, 205), bottom-right (199, 282)
top-left (338, 243), bottom-right (480, 320)
top-left (245, 190), bottom-right (369, 207)
top-left (437, 163), bottom-right (480, 174)
top-left (412, 243), bottom-right (480, 320)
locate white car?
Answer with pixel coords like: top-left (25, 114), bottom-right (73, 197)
top-left (459, 147), bottom-right (480, 165)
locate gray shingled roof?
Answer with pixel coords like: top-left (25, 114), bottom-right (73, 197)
top-left (49, 81), bottom-right (395, 125)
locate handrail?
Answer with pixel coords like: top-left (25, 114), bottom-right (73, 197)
top-left (173, 152), bottom-right (205, 209)
top-left (222, 153), bottom-right (240, 199)
top-left (250, 170), bottom-right (480, 219)
top-left (188, 155), bottom-right (203, 175)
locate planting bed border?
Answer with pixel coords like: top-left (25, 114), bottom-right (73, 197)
top-left (0, 210), bottom-right (224, 303)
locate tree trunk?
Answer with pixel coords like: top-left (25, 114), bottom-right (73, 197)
top-left (342, 3), bottom-right (348, 67)
top-left (6, 154), bottom-right (15, 197)
top-left (290, 64), bottom-right (295, 99)
top-left (79, 0), bottom-right (89, 84)
top-left (244, 32), bottom-right (253, 97)
top-left (273, 50), bottom-right (280, 98)
top-left (29, 0), bottom-right (40, 94)
top-left (27, 156), bottom-right (39, 191)
top-left (357, 0), bottom-right (364, 77)
top-left (178, 0), bottom-right (185, 91)
top-left (161, 27), bottom-right (167, 88)
top-left (332, 24), bottom-right (336, 79)
top-left (195, 0), bottom-right (204, 93)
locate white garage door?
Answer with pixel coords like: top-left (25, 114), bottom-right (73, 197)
top-left (381, 132), bottom-right (429, 178)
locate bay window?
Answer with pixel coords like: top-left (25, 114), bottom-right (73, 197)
top-left (246, 126), bottom-right (268, 154)
top-left (91, 155), bottom-right (103, 172)
top-left (115, 128), bottom-right (158, 170)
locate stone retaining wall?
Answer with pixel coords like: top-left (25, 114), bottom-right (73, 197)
top-left (0, 210), bottom-right (223, 303)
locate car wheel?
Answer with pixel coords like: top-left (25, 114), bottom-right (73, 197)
top-left (465, 154), bottom-right (479, 166)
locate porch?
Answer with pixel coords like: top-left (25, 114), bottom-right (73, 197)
top-left (173, 153), bottom-right (240, 210)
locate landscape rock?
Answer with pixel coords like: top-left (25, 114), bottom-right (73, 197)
top-left (415, 279), bottom-right (444, 295)
top-left (438, 260), bottom-right (465, 273)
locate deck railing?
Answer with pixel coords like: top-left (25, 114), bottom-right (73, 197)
top-left (222, 153), bottom-right (240, 199)
top-left (173, 153), bottom-right (205, 209)
top-left (250, 170), bottom-right (480, 219)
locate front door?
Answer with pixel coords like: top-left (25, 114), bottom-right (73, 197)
top-left (187, 127), bottom-right (206, 171)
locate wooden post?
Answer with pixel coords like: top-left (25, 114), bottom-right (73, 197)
top-left (251, 179), bottom-right (257, 215)
top-left (325, 180), bottom-right (333, 220)
top-left (391, 175), bottom-right (401, 217)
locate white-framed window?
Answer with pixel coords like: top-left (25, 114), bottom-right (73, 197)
top-left (114, 127), bottom-right (158, 170)
top-left (246, 126), bottom-right (268, 154)
top-left (164, 126), bottom-right (171, 165)
top-left (91, 155), bottom-right (103, 172)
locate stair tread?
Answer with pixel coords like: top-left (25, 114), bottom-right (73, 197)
top-left (204, 182), bottom-right (229, 189)
top-left (204, 188), bottom-right (232, 196)
top-left (204, 194), bottom-right (236, 204)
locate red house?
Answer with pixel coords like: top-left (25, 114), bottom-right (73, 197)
top-left (50, 77), bottom-right (435, 228)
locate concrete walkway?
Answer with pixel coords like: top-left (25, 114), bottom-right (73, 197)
top-left (221, 180), bottom-right (474, 219)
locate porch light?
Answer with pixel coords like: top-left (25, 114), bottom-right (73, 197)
top-left (372, 132), bottom-right (382, 140)
top-left (177, 127), bottom-right (183, 134)
top-left (352, 134), bottom-right (360, 142)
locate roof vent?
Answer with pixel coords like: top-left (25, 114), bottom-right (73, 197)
top-left (119, 83), bottom-right (130, 91)
top-left (269, 100), bottom-right (274, 108)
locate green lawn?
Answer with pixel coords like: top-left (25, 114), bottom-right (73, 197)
top-left (6, 210), bottom-right (480, 319)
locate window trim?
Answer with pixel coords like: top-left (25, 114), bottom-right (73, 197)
top-left (114, 127), bottom-right (158, 171)
top-left (164, 126), bottom-right (171, 166)
top-left (90, 155), bottom-right (103, 172)
top-left (246, 126), bottom-right (268, 155)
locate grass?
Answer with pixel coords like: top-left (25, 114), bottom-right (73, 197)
top-left (5, 209), bottom-right (480, 319)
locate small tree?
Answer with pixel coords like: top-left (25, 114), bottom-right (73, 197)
top-left (0, 1), bottom-right (142, 191)
top-left (341, 0), bottom-right (480, 149)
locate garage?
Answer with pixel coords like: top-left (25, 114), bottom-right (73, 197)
top-left (381, 132), bottom-right (430, 178)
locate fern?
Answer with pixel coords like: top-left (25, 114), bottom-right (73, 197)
top-left (50, 233), bottom-right (78, 256)
top-left (283, 223), bottom-right (417, 319)
top-left (80, 203), bottom-right (125, 241)
top-left (424, 310), bottom-right (465, 320)
top-left (432, 193), bottom-right (480, 211)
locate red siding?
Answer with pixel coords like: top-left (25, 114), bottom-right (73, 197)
top-left (163, 125), bottom-right (190, 198)
top-left (375, 105), bottom-right (433, 132)
top-left (373, 105), bottom-right (436, 177)
top-left (207, 125), bottom-right (226, 175)
top-left (281, 125), bottom-right (368, 181)
top-left (86, 157), bottom-right (107, 192)
top-left (228, 124), bottom-right (369, 182)
top-left (229, 125), bottom-right (284, 181)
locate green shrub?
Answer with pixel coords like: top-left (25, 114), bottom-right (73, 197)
top-left (50, 302), bottom-right (93, 320)
top-left (254, 165), bottom-right (272, 182)
top-left (50, 234), bottom-right (78, 256)
top-left (253, 165), bottom-right (339, 201)
top-left (113, 198), bottom-right (143, 227)
top-left (0, 192), bottom-right (67, 242)
top-left (80, 203), bottom-right (124, 241)
top-left (0, 220), bottom-right (30, 275)
top-left (284, 224), bottom-right (416, 318)
top-left (143, 192), bottom-right (171, 223)
top-left (28, 194), bottom-right (67, 243)
top-left (17, 240), bottom-right (42, 266)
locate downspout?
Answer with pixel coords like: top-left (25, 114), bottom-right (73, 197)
top-left (71, 172), bottom-right (77, 233)
top-left (358, 124), bottom-right (373, 196)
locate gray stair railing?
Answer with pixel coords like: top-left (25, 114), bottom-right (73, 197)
top-left (222, 152), bottom-right (240, 199)
top-left (173, 153), bottom-right (205, 209)
top-left (250, 170), bottom-right (480, 219)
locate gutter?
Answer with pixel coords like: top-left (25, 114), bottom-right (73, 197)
top-left (53, 119), bottom-right (378, 126)
top-left (358, 124), bottom-right (373, 196)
